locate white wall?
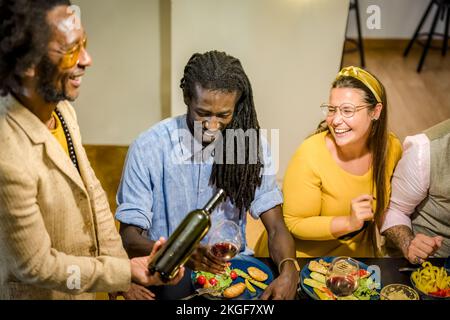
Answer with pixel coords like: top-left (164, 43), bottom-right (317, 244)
top-left (171, 0), bottom-right (349, 181)
top-left (72, 0), bottom-right (162, 145)
top-left (347, 0), bottom-right (446, 39)
top-left (70, 0), bottom-right (446, 149)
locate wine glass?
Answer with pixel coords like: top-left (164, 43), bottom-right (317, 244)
top-left (208, 220), bottom-right (242, 261)
top-left (325, 256), bottom-right (360, 298)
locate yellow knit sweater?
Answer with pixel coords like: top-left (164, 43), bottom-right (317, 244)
top-left (254, 131), bottom-right (402, 257)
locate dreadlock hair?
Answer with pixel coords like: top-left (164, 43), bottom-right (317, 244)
top-left (315, 73), bottom-right (388, 227)
top-left (180, 51), bottom-right (263, 213)
top-left (0, 0), bottom-right (71, 96)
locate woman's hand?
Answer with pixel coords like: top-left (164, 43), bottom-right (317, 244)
top-left (130, 237), bottom-right (185, 286)
top-left (348, 194), bottom-right (375, 232)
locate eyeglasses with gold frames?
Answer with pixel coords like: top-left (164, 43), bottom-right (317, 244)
top-left (320, 103), bottom-right (373, 118)
top-left (58, 37), bottom-right (88, 69)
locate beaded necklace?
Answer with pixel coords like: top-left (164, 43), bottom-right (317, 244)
top-left (54, 108), bottom-right (79, 172)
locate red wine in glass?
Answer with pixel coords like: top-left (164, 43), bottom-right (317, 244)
top-left (211, 242), bottom-right (238, 260)
top-left (326, 275), bottom-right (358, 297)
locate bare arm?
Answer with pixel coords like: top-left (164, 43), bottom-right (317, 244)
top-left (119, 223), bottom-right (155, 258)
top-left (383, 225), bottom-right (414, 257)
top-left (259, 205), bottom-right (299, 300)
top-left (384, 225), bottom-right (443, 264)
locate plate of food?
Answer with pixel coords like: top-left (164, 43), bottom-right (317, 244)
top-left (410, 261), bottom-right (450, 299)
top-left (300, 257), bottom-right (381, 300)
top-left (191, 255), bottom-right (273, 300)
top-left (380, 284), bottom-right (419, 300)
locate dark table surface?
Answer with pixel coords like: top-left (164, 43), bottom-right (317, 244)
top-left (263, 257), bottom-right (448, 300)
top-left (150, 257), bottom-right (448, 300)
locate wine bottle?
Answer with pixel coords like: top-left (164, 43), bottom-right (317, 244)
top-left (148, 188), bottom-right (226, 282)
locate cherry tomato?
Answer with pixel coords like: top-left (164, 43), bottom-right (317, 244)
top-left (209, 278), bottom-right (218, 286)
top-left (230, 270), bottom-right (238, 280)
top-left (196, 275), bottom-right (206, 286)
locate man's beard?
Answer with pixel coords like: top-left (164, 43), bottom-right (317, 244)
top-left (36, 56), bottom-right (72, 103)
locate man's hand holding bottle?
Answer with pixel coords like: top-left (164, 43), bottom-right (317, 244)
top-left (130, 237), bottom-right (185, 286)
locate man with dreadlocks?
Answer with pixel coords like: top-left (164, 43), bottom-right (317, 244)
top-left (0, 0), bottom-right (182, 299)
top-left (116, 50), bottom-right (299, 299)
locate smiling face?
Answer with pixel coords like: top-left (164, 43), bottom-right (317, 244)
top-left (326, 87), bottom-right (381, 150)
top-left (186, 84), bottom-right (239, 145)
top-left (36, 5), bottom-right (92, 102)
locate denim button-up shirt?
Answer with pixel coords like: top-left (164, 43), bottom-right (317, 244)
top-left (115, 115), bottom-right (282, 253)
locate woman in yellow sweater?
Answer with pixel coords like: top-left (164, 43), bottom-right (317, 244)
top-left (255, 66), bottom-right (402, 257)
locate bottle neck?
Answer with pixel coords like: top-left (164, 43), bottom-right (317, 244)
top-left (203, 188), bottom-right (226, 214)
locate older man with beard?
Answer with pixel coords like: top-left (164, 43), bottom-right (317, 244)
top-left (0, 0), bottom-right (182, 299)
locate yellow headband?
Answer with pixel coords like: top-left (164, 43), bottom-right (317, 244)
top-left (335, 66), bottom-right (382, 103)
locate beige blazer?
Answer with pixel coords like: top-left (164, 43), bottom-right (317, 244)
top-left (0, 95), bottom-right (130, 299)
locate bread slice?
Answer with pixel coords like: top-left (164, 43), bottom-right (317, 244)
top-left (223, 282), bottom-right (246, 299)
top-left (308, 260), bottom-right (328, 275)
top-left (247, 266), bottom-right (268, 282)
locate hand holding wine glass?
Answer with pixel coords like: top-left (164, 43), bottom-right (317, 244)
top-left (208, 220), bottom-right (242, 262)
top-left (325, 256), bottom-right (360, 298)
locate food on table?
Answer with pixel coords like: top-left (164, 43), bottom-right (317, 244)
top-left (303, 258), bottom-right (380, 300)
top-left (313, 287), bottom-right (334, 300)
top-left (308, 260), bottom-right (328, 274)
top-left (385, 291), bottom-right (411, 300)
top-left (194, 267), bottom-right (233, 294)
top-left (352, 277), bottom-right (381, 300)
top-left (386, 291), bottom-right (410, 300)
top-left (234, 268), bottom-right (269, 289)
top-left (245, 279), bottom-right (256, 294)
top-left (358, 269), bottom-right (371, 278)
top-left (318, 259), bottom-right (331, 268)
top-left (304, 278), bottom-right (327, 290)
top-left (194, 264), bottom-right (271, 298)
top-left (196, 275), bottom-right (206, 286)
top-left (310, 271), bottom-right (326, 284)
top-left (411, 261), bottom-right (450, 298)
top-left (380, 284), bottom-right (419, 300)
top-left (247, 266), bottom-right (269, 282)
top-left (209, 277), bottom-right (218, 286)
top-left (223, 283), bottom-right (247, 298)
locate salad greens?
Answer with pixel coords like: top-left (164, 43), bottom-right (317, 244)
top-left (353, 277), bottom-right (381, 300)
top-left (195, 267), bottom-right (233, 291)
